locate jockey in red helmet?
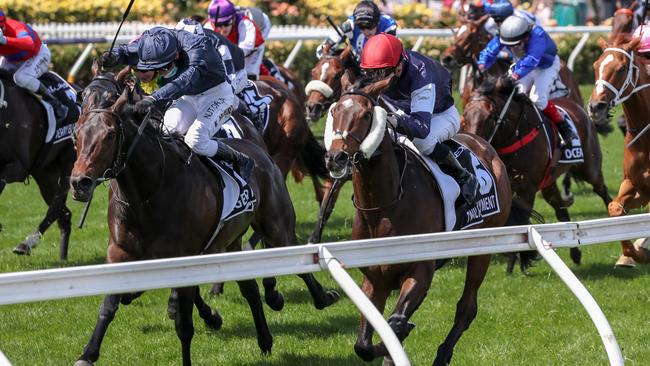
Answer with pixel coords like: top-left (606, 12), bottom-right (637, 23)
top-left (0, 9), bottom-right (67, 121)
top-left (360, 34), bottom-right (479, 204)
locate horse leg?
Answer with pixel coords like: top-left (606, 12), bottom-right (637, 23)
top-left (561, 172), bottom-right (573, 202)
top-left (170, 287), bottom-right (195, 366)
top-left (376, 263), bottom-right (434, 365)
top-left (237, 278), bottom-right (273, 354)
top-left (309, 178), bottom-right (344, 244)
top-left (541, 183), bottom-right (581, 264)
top-left (609, 179), bottom-right (650, 266)
top-left (262, 276), bottom-right (285, 311)
top-left (354, 276), bottom-right (391, 362)
top-left (75, 294), bottom-right (122, 365)
top-left (0, 180), bottom-right (5, 232)
top-left (193, 289), bottom-right (223, 330)
top-left (434, 255), bottom-right (490, 366)
top-left (13, 168), bottom-right (67, 257)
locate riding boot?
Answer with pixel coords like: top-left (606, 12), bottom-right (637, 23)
top-left (37, 83), bottom-right (68, 122)
top-left (428, 143), bottom-right (479, 204)
top-left (213, 141), bottom-right (255, 180)
top-left (237, 96), bottom-right (264, 132)
top-left (543, 101), bottom-right (577, 146)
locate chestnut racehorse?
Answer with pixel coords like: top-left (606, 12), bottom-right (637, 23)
top-left (588, 35), bottom-right (650, 267)
top-left (463, 77), bottom-right (611, 269)
top-left (325, 76), bottom-right (512, 366)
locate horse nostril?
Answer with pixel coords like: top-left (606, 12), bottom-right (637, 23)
top-left (588, 101), bottom-right (607, 114)
top-left (334, 151), bottom-right (348, 165)
top-left (71, 176), bottom-right (94, 192)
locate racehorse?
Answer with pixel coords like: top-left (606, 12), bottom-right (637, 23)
top-left (463, 76), bottom-right (612, 269)
top-left (325, 76), bottom-right (513, 366)
top-left (611, 2), bottom-right (639, 39)
top-left (0, 70), bottom-right (76, 260)
top-left (70, 77), bottom-right (338, 366)
top-left (588, 35), bottom-right (650, 267)
top-left (440, 16), bottom-right (585, 109)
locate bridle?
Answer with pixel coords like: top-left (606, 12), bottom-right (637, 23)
top-left (306, 56), bottom-right (345, 112)
top-left (595, 47), bottom-right (650, 107)
top-left (332, 89), bottom-right (408, 211)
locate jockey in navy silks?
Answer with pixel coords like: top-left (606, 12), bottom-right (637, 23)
top-left (358, 33), bottom-right (479, 204)
top-left (477, 16), bottom-right (578, 144)
top-left (100, 26), bottom-right (254, 179)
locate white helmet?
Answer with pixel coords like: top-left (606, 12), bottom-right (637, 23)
top-left (499, 16), bottom-right (530, 45)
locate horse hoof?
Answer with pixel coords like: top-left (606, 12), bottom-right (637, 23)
top-left (210, 283), bottom-right (224, 296)
top-left (615, 255), bottom-right (637, 268)
top-left (569, 247), bottom-right (582, 265)
top-left (265, 292), bottom-right (284, 311)
top-left (74, 360), bottom-right (93, 366)
top-left (12, 243), bottom-right (31, 255)
top-left (327, 290), bottom-right (341, 306)
top-left (382, 356), bottom-right (395, 366)
top-left (204, 310), bottom-right (223, 331)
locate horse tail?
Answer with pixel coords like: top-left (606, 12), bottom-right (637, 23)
top-left (296, 129), bottom-right (329, 180)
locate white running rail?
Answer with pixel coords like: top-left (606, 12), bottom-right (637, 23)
top-left (1, 213), bottom-right (647, 366)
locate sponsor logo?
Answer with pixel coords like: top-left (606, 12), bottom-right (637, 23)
top-left (564, 147), bottom-right (584, 160)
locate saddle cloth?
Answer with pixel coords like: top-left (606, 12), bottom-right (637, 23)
top-left (39, 71), bottom-right (79, 144)
top-left (397, 136), bottom-right (501, 231)
top-left (205, 156), bottom-right (257, 222)
top-left (555, 105), bottom-right (584, 164)
top-left (239, 80), bottom-right (273, 132)
top-left (215, 116), bottom-right (244, 139)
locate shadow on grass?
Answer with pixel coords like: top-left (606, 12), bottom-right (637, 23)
top-left (571, 262), bottom-right (650, 280)
top-left (233, 353), bottom-right (366, 366)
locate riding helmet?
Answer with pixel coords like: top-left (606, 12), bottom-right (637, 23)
top-left (136, 27), bottom-right (179, 71)
top-left (499, 16), bottom-right (530, 45)
top-left (353, 1), bottom-right (381, 29)
top-left (360, 33), bottom-right (403, 69)
top-left (208, 0), bottom-right (237, 23)
top-left (489, 0), bottom-right (514, 23)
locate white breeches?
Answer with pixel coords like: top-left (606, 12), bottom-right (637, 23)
top-left (515, 55), bottom-right (561, 110)
top-left (412, 106), bottom-right (461, 156)
top-left (245, 46), bottom-right (265, 78)
top-left (0, 44), bottom-right (51, 92)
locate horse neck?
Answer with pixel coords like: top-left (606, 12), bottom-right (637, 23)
top-left (351, 135), bottom-right (401, 213)
top-left (112, 121), bottom-right (167, 208)
top-left (622, 57), bottom-right (650, 134)
top-left (491, 93), bottom-right (535, 147)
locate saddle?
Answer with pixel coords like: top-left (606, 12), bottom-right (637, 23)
top-left (38, 72), bottom-right (80, 143)
top-left (394, 136), bottom-right (501, 231)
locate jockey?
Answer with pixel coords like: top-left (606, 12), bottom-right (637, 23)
top-left (316, 1), bottom-right (398, 61)
top-left (100, 26), bottom-right (254, 179)
top-left (0, 9), bottom-right (68, 121)
top-left (478, 16), bottom-right (578, 144)
top-left (175, 17), bottom-right (265, 130)
top-left (484, 0), bottom-right (540, 36)
top-left (206, 0), bottom-right (265, 80)
top-left (360, 34), bottom-right (479, 204)
top-left (634, 25), bottom-right (650, 75)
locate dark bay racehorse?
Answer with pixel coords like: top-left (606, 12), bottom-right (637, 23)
top-left (440, 16), bottom-right (585, 109)
top-left (463, 77), bottom-right (611, 269)
top-left (70, 81), bottom-right (338, 365)
top-left (589, 35), bottom-right (650, 267)
top-left (0, 71), bottom-right (75, 260)
top-left (325, 76), bottom-right (513, 366)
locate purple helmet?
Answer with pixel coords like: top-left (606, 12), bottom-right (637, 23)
top-left (208, 0), bottom-right (237, 23)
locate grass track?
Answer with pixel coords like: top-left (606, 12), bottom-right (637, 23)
top-left (1, 85), bottom-right (650, 365)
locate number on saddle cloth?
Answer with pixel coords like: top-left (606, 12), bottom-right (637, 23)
top-left (240, 82), bottom-right (273, 130)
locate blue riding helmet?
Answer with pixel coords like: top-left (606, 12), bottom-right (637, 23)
top-left (489, 0), bottom-right (514, 22)
top-left (136, 27), bottom-right (179, 71)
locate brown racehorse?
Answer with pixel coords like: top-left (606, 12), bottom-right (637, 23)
top-left (440, 16), bottom-right (585, 108)
top-left (325, 76), bottom-right (512, 366)
top-left (588, 35), bottom-right (650, 267)
top-left (70, 80), bottom-right (338, 366)
top-left (463, 76), bottom-right (612, 269)
top-left (0, 70), bottom-right (75, 260)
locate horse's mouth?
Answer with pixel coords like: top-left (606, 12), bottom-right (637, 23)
top-left (70, 175), bottom-right (97, 203)
top-left (71, 189), bottom-right (92, 203)
top-left (327, 164), bottom-right (349, 180)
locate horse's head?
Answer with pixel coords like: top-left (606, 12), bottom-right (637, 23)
top-left (70, 87), bottom-right (133, 202)
top-left (611, 2), bottom-right (638, 37)
top-left (589, 35), bottom-right (641, 125)
top-left (305, 47), bottom-right (353, 122)
top-left (324, 76), bottom-right (393, 178)
top-left (462, 76), bottom-right (519, 141)
top-left (441, 15), bottom-right (490, 70)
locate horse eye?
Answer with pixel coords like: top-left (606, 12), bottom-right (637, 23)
top-left (106, 131), bottom-right (116, 141)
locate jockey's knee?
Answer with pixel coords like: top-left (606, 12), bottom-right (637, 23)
top-left (184, 130), bottom-right (215, 156)
top-left (535, 99), bottom-right (548, 110)
top-left (13, 73), bottom-right (39, 93)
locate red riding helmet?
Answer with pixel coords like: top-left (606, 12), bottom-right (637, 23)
top-left (360, 33), bottom-right (404, 69)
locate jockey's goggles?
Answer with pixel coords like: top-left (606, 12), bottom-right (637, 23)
top-left (134, 61), bottom-right (175, 73)
top-left (215, 19), bottom-right (234, 28)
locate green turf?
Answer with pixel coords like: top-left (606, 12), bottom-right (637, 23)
top-left (1, 86), bottom-right (649, 365)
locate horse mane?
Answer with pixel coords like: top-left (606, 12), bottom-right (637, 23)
top-left (476, 76), bottom-right (498, 95)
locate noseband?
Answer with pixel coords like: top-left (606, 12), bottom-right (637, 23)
top-left (595, 47), bottom-right (650, 106)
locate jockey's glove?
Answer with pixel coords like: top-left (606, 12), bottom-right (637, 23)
top-left (387, 109), bottom-right (405, 129)
top-left (0, 31), bottom-right (6, 45)
top-left (99, 51), bottom-right (118, 68)
top-left (134, 96), bottom-right (156, 114)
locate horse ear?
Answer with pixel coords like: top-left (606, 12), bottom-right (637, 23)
top-left (363, 75), bottom-right (394, 99)
top-left (597, 37), bottom-right (609, 50)
top-left (627, 36), bottom-right (641, 51)
top-left (476, 14), bottom-right (490, 27)
top-left (115, 66), bottom-right (132, 85)
top-left (111, 87), bottom-right (131, 114)
top-left (91, 58), bottom-right (102, 78)
top-left (341, 71), bottom-right (354, 92)
top-left (340, 46), bottom-right (351, 62)
top-left (631, 1), bottom-right (639, 10)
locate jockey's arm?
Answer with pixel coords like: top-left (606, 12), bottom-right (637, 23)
top-left (384, 81), bottom-right (435, 140)
top-left (111, 42), bottom-right (141, 67)
top-left (151, 34), bottom-right (212, 102)
top-left (511, 32), bottom-right (547, 79)
top-left (238, 19), bottom-right (259, 57)
top-left (381, 15), bottom-right (398, 36)
top-left (477, 37), bottom-right (504, 70)
top-left (2, 23), bottom-right (35, 52)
